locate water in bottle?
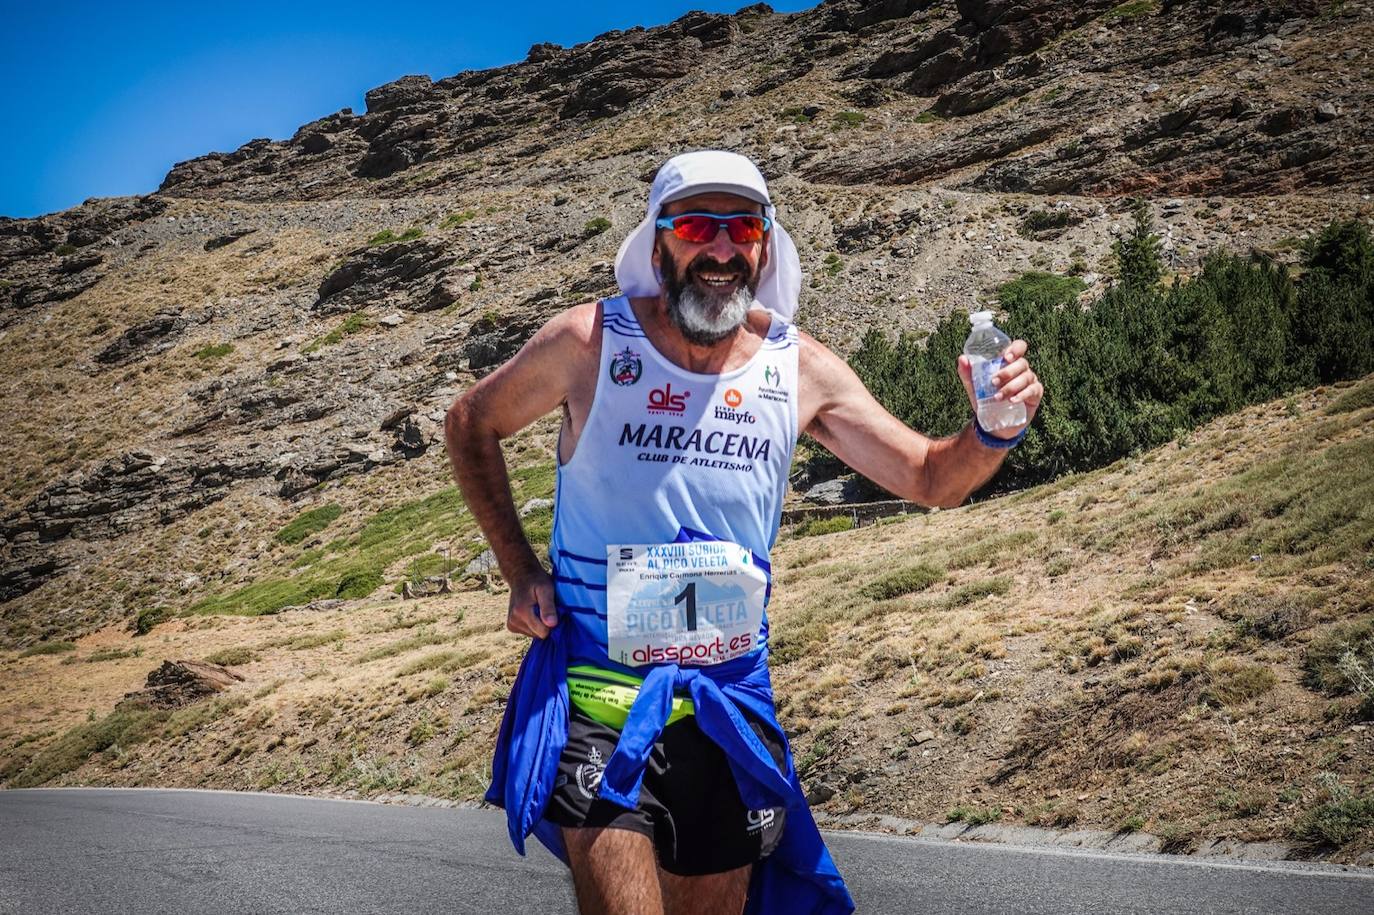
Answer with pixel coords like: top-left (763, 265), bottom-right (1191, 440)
top-left (964, 311), bottom-right (1026, 432)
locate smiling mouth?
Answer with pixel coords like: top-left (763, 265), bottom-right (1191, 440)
top-left (693, 270), bottom-right (741, 288)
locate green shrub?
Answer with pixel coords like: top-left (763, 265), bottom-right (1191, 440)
top-left (54, 243), bottom-right (77, 256)
top-left (194, 343), bottom-right (233, 360)
top-left (276, 503), bottom-right (343, 545)
top-left (862, 563), bottom-right (945, 600)
top-left (303, 314), bottom-right (370, 353)
top-left (18, 641), bottom-right (76, 658)
top-left (584, 217), bottom-right (612, 237)
top-left (947, 805), bottom-right (1001, 826)
top-left (1293, 775), bottom-right (1374, 847)
top-left (336, 568), bottom-right (383, 600)
top-left (1104, 0), bottom-right (1158, 21)
top-left (797, 516), bottom-right (854, 537)
top-left (440, 211), bottom-right (477, 229)
top-left (1303, 618), bottom-right (1374, 696)
top-left (134, 607), bottom-right (170, 636)
top-left (1018, 210), bottom-right (1081, 238)
top-left (367, 227), bottom-right (424, 246)
top-left (833, 111), bottom-right (865, 128)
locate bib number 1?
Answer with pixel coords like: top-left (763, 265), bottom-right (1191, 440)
top-left (606, 541), bottom-right (767, 667)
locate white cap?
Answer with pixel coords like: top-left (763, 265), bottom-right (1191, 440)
top-left (613, 150), bottom-right (802, 321)
top-left (969, 310), bottom-right (993, 324)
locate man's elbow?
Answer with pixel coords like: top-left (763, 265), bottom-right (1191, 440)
top-left (909, 475), bottom-right (970, 510)
top-left (444, 395), bottom-right (479, 452)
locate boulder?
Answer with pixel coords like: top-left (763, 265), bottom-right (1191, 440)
top-left (121, 660), bottom-right (244, 709)
top-left (804, 478), bottom-right (868, 505)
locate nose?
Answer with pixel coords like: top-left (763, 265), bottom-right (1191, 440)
top-left (704, 222), bottom-right (738, 259)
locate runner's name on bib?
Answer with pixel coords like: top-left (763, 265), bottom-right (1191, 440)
top-left (606, 541), bottom-right (767, 667)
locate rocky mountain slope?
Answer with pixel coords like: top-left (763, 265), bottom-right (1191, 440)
top-left (3, 0), bottom-right (1369, 644)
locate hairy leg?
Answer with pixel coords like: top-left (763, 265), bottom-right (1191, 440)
top-left (658, 865), bottom-right (751, 915)
top-left (563, 826), bottom-right (664, 915)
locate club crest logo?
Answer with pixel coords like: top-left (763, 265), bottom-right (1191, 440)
top-left (576, 746), bottom-right (605, 799)
top-left (609, 348), bottom-right (642, 386)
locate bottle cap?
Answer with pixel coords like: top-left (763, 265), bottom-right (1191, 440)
top-left (968, 310), bottom-right (993, 325)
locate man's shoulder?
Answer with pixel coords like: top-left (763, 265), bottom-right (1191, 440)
top-left (796, 328), bottom-right (843, 375)
top-left (533, 300), bottom-right (603, 352)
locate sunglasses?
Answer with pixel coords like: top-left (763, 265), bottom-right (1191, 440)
top-left (654, 212), bottom-right (772, 244)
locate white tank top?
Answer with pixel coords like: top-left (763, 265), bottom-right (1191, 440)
top-left (549, 295), bottom-right (800, 670)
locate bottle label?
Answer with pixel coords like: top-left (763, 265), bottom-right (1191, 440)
top-left (972, 356), bottom-right (1003, 401)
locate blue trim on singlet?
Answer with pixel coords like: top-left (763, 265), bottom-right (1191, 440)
top-left (553, 574), bottom-right (606, 591)
top-left (602, 314), bottom-right (648, 338)
top-left (555, 548), bottom-right (608, 567)
top-left (560, 605), bottom-right (608, 620)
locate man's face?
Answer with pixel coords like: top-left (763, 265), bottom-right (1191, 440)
top-left (653, 191), bottom-right (769, 346)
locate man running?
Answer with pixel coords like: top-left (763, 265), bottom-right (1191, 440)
top-left (445, 150), bottom-right (1042, 915)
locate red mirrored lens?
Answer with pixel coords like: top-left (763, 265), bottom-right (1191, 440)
top-left (669, 215), bottom-right (766, 244)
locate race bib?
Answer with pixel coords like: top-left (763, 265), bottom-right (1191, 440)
top-left (606, 540), bottom-right (767, 667)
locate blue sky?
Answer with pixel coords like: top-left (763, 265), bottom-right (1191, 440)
top-left (2, 1), bottom-right (814, 219)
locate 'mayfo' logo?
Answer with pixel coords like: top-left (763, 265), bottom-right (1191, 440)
top-left (609, 348), bottom-right (642, 386)
top-left (716, 387), bottom-right (755, 424)
top-left (647, 383), bottom-right (690, 415)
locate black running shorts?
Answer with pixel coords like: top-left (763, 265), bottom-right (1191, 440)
top-left (545, 706), bottom-right (789, 876)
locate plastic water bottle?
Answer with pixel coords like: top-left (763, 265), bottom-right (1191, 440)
top-left (964, 311), bottom-right (1026, 432)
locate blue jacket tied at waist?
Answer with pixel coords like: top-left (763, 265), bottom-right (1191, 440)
top-left (485, 624), bottom-right (854, 914)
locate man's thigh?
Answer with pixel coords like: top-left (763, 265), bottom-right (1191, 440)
top-left (658, 863), bottom-right (750, 915)
top-left (561, 826), bottom-right (749, 915)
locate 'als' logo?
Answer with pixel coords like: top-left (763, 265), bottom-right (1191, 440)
top-left (723, 388), bottom-right (743, 408)
top-left (647, 383), bottom-right (691, 415)
top-left (609, 348), bottom-right (642, 386)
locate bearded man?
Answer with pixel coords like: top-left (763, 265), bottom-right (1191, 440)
top-left (445, 150), bottom-right (1042, 915)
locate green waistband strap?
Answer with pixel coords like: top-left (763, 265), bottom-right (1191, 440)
top-left (567, 664), bottom-right (695, 730)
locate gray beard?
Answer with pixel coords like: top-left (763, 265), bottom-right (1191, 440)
top-left (666, 283), bottom-right (754, 346)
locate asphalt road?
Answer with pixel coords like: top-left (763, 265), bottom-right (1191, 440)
top-left (1, 789), bottom-right (1370, 914)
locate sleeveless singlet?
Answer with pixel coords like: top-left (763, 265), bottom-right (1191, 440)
top-left (549, 295), bottom-right (800, 674)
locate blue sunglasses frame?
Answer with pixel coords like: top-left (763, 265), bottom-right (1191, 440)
top-left (654, 211), bottom-right (773, 242)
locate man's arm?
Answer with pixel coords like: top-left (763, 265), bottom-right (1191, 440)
top-left (444, 303), bottom-right (599, 637)
top-left (799, 331), bottom-right (1042, 509)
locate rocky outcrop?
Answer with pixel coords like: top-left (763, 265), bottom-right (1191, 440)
top-left (121, 660), bottom-right (244, 709)
top-left (0, 448), bottom-right (273, 601)
top-left (95, 310), bottom-right (192, 366)
top-left (0, 196), bottom-right (166, 323)
top-left (315, 238), bottom-right (459, 314)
